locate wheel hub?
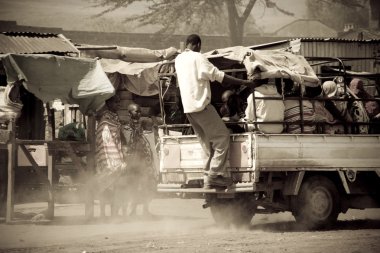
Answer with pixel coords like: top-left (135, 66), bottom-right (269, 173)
top-left (310, 187), bottom-right (332, 219)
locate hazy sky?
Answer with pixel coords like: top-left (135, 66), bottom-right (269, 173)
top-left (0, 0), bottom-right (307, 33)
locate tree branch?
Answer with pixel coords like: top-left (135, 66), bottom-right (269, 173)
top-left (265, 0), bottom-right (294, 16)
top-left (241, 0), bottom-right (257, 22)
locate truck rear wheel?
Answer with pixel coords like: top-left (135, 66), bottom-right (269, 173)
top-left (209, 198), bottom-right (255, 228)
top-left (294, 175), bottom-right (340, 230)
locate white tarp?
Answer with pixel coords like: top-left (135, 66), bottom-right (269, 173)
top-left (81, 46), bottom-right (178, 96)
top-left (0, 53), bottom-right (115, 114)
top-left (0, 83), bottom-right (22, 121)
top-left (205, 45), bottom-right (320, 86)
top-left (101, 59), bottom-right (161, 96)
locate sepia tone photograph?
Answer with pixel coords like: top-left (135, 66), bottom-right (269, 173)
top-left (0, 0), bottom-right (380, 252)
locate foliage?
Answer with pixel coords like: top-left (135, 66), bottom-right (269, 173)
top-left (89, 0), bottom-right (293, 45)
top-left (306, 0), bottom-right (370, 31)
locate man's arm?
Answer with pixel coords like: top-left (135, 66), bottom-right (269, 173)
top-left (221, 74), bottom-right (265, 89)
top-left (198, 54), bottom-right (264, 89)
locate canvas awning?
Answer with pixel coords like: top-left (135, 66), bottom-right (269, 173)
top-left (101, 59), bottom-right (161, 96)
top-left (0, 53), bottom-right (115, 114)
top-left (79, 45), bottom-right (179, 97)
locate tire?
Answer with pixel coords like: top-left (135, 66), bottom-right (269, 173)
top-left (293, 175), bottom-right (341, 230)
top-left (209, 198), bottom-right (255, 228)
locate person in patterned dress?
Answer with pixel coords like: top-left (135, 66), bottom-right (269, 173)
top-left (87, 94), bottom-right (127, 217)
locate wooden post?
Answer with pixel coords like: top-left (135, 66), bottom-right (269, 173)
top-left (44, 103), bottom-right (54, 219)
top-left (44, 103), bottom-right (53, 141)
top-left (85, 114), bottom-right (96, 218)
top-left (46, 148), bottom-right (54, 219)
top-left (6, 120), bottom-right (16, 223)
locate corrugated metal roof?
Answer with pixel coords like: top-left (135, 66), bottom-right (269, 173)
top-left (296, 37), bottom-right (380, 43)
top-left (339, 29), bottom-right (380, 40)
top-left (0, 32), bottom-right (79, 54)
top-left (248, 37), bottom-right (380, 50)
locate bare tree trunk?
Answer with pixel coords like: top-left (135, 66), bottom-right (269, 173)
top-left (369, 0), bottom-right (380, 30)
top-left (225, 0), bottom-right (257, 46)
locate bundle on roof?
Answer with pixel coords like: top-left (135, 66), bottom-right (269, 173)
top-left (205, 45), bottom-right (319, 87)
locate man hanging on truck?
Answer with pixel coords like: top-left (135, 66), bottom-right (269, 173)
top-left (174, 34), bottom-right (263, 189)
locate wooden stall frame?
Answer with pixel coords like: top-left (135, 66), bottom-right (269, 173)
top-left (3, 112), bottom-right (96, 223)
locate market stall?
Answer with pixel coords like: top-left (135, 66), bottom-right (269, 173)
top-left (0, 53), bottom-right (115, 222)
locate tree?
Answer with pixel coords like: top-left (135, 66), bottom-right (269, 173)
top-left (90, 0), bottom-right (293, 46)
top-left (369, 0), bottom-right (380, 30)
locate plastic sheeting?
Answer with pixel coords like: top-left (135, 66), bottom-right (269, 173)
top-left (101, 59), bottom-right (161, 96)
top-left (81, 46), bottom-right (178, 97)
top-left (205, 46), bottom-right (320, 87)
top-left (244, 49), bottom-right (320, 87)
top-left (0, 54), bottom-right (115, 114)
top-left (0, 83), bottom-right (23, 121)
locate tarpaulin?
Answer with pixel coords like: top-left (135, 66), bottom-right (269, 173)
top-left (0, 83), bottom-right (23, 121)
top-left (205, 46), bottom-right (320, 87)
top-left (0, 54), bottom-right (115, 114)
top-left (81, 46), bottom-right (178, 97)
top-left (101, 59), bottom-right (160, 96)
top-left (244, 49), bottom-right (320, 87)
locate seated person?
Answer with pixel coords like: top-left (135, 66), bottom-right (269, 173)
top-left (219, 89), bottom-right (245, 133)
top-left (244, 80), bottom-right (284, 133)
top-left (322, 80), bottom-right (353, 134)
top-left (220, 90), bottom-right (245, 121)
top-left (283, 81), bottom-right (315, 134)
top-left (366, 101), bottom-right (380, 134)
top-left (348, 78), bottom-right (379, 134)
top-left (305, 84), bottom-right (336, 134)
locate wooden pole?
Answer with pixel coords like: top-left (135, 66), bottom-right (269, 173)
top-left (6, 120), bottom-right (16, 223)
top-left (85, 114), bottom-right (96, 218)
top-left (46, 148), bottom-right (54, 219)
top-left (44, 103), bottom-right (54, 219)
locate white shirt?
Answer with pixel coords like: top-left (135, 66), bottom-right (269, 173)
top-left (175, 50), bottom-right (225, 113)
top-left (245, 84), bottom-right (285, 133)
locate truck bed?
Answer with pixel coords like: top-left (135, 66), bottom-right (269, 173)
top-left (159, 133), bottom-right (380, 187)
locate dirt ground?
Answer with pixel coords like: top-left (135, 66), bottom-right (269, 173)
top-left (0, 198), bottom-right (380, 253)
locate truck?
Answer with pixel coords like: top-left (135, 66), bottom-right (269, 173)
top-left (155, 47), bottom-right (380, 229)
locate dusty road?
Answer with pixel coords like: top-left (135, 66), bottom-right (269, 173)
top-left (0, 198), bottom-right (380, 253)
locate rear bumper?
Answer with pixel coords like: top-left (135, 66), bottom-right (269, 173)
top-left (157, 182), bottom-right (254, 195)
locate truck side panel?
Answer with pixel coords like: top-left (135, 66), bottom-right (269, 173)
top-left (255, 134), bottom-right (380, 170)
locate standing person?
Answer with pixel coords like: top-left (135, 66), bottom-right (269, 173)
top-left (87, 94), bottom-right (127, 218)
top-left (123, 103), bottom-right (157, 217)
top-left (174, 34), bottom-right (260, 189)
